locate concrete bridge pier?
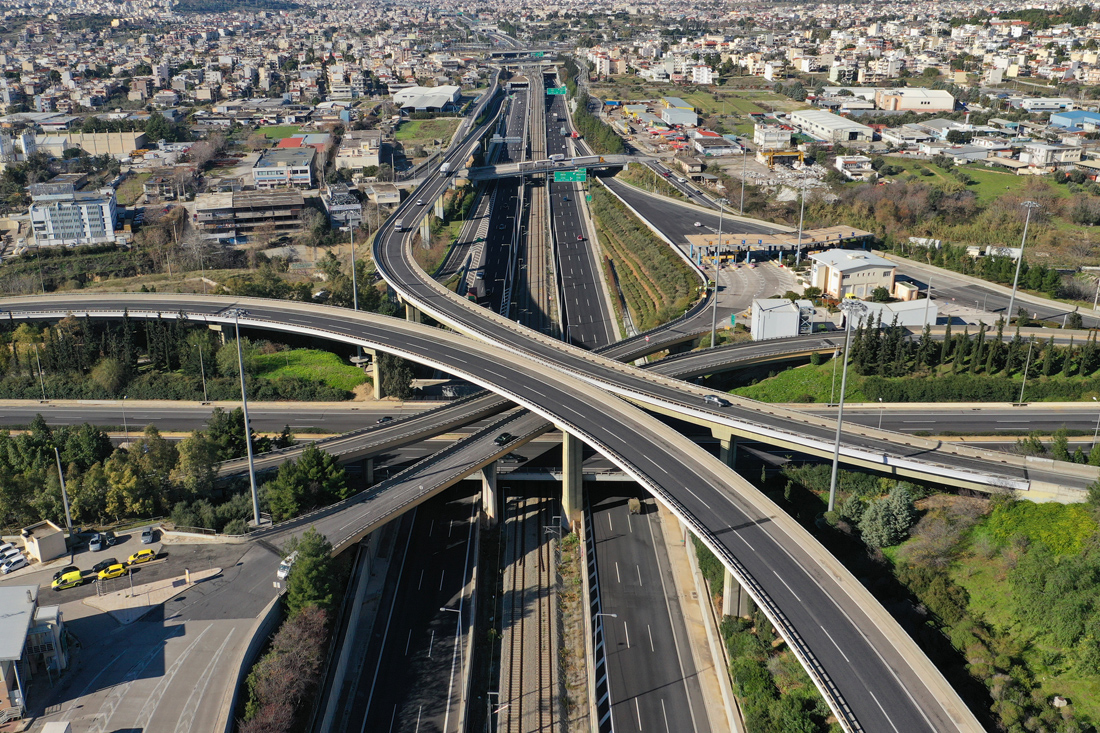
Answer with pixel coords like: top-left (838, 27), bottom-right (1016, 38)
top-left (722, 568), bottom-right (754, 618)
top-left (434, 196), bottom-right (445, 219)
top-left (404, 302), bottom-right (422, 324)
top-left (419, 216), bottom-right (431, 247)
top-left (481, 461), bottom-right (498, 527)
top-left (362, 348), bottom-right (382, 400)
top-left (361, 457), bottom-right (375, 487)
top-left (714, 430), bottom-right (738, 469)
top-left (559, 426), bottom-right (584, 527)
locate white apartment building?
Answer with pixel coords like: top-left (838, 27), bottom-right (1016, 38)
top-left (753, 123), bottom-right (793, 151)
top-left (691, 65), bottom-right (714, 85)
top-left (28, 183), bottom-right (117, 247)
top-left (334, 130), bottom-right (382, 170)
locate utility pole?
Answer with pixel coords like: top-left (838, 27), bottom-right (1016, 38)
top-left (230, 309), bottom-right (262, 526)
top-left (795, 182), bottom-right (806, 266)
top-left (710, 198), bottom-right (729, 349)
top-left (1007, 201), bottom-right (1040, 325)
top-left (740, 145), bottom-right (747, 214)
top-left (828, 300), bottom-right (867, 513)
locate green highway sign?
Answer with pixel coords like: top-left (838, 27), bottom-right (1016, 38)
top-left (532, 51), bottom-right (544, 58)
top-left (547, 87), bottom-right (568, 95)
top-left (554, 170), bottom-right (587, 183)
top-left (586, 194), bottom-right (592, 202)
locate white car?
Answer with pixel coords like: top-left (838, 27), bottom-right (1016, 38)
top-left (1, 555), bottom-right (27, 574)
top-left (693, 221), bottom-right (702, 227)
top-left (277, 551), bottom-right (298, 581)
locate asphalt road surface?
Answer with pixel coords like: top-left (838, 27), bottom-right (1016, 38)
top-left (351, 489), bottom-right (477, 733)
top-left (590, 487), bottom-right (712, 733)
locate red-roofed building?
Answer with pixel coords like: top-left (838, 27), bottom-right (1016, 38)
top-left (276, 136), bottom-right (304, 148)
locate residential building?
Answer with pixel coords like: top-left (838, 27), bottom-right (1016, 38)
top-left (834, 155), bottom-right (876, 181)
top-left (193, 189), bottom-right (307, 242)
top-left (690, 65), bottom-right (714, 85)
top-left (874, 88), bottom-right (955, 112)
top-left (321, 183), bottom-right (362, 228)
top-left (1021, 142), bottom-right (1082, 168)
top-left (252, 147), bottom-right (315, 188)
top-left (753, 122), bottom-right (793, 151)
top-left (809, 249), bottom-right (896, 299)
top-left (363, 183), bottom-right (401, 205)
top-left (789, 109), bottom-right (874, 143)
top-left (28, 183), bottom-right (118, 247)
top-left (334, 129), bottom-right (382, 170)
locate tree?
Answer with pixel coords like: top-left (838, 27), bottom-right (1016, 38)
top-left (264, 444), bottom-right (348, 521)
top-left (378, 353), bottom-right (414, 399)
top-left (131, 425), bottom-right (178, 492)
top-left (217, 337), bottom-right (260, 379)
top-left (103, 450), bottom-right (156, 519)
top-left (858, 484), bottom-right (917, 549)
top-left (870, 286), bottom-right (890, 302)
top-left (172, 430), bottom-right (219, 498)
top-left (283, 527), bottom-right (336, 616)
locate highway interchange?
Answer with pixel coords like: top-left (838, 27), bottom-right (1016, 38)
top-left (3, 63), bottom-right (1092, 733)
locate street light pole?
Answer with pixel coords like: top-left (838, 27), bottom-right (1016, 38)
top-left (710, 198), bottom-right (729, 349)
top-left (740, 146), bottom-right (747, 214)
top-left (1092, 397), bottom-right (1100, 454)
top-left (877, 397), bottom-right (884, 431)
top-left (795, 183), bottom-right (806, 266)
top-left (1007, 201), bottom-right (1040, 325)
top-left (232, 310), bottom-right (262, 526)
top-left (1018, 340), bottom-right (1034, 404)
top-left (828, 300), bottom-right (867, 513)
top-left (53, 447), bottom-right (74, 538)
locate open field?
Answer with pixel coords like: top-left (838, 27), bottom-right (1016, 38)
top-left (260, 125), bottom-right (301, 139)
top-left (116, 172), bottom-right (150, 206)
top-left (255, 349), bottom-right (368, 392)
top-left (880, 157), bottom-right (1075, 205)
top-left (394, 117), bottom-right (462, 143)
top-left (680, 91), bottom-right (765, 115)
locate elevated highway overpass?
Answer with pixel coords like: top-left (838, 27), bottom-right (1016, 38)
top-left (0, 291), bottom-right (995, 732)
top-left (466, 154), bottom-right (639, 180)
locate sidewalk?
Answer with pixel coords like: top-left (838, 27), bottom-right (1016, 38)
top-left (655, 505), bottom-right (741, 733)
top-left (83, 567), bottom-right (221, 625)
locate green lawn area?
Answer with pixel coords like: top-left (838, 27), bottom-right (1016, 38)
top-left (116, 172), bottom-right (150, 206)
top-left (680, 91), bottom-right (765, 116)
top-left (731, 358), bottom-right (868, 403)
top-left (394, 118), bottom-right (462, 142)
top-left (880, 158), bottom-right (1072, 205)
top-left (260, 125), bottom-right (301, 140)
top-left (255, 349), bottom-right (368, 392)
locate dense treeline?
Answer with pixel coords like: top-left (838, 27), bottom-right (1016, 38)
top-left (589, 184), bottom-right (699, 329)
top-left (889, 241), bottom-right (1065, 299)
top-left (0, 317), bottom-right (350, 402)
top-left (571, 93), bottom-right (626, 155)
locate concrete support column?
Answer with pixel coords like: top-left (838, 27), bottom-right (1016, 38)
top-left (208, 323), bottom-right (226, 345)
top-left (559, 426), bottom-right (583, 526)
top-left (405, 303), bottom-right (422, 323)
top-left (362, 348), bottom-right (382, 400)
top-left (722, 568), bottom-right (753, 618)
top-left (419, 216), bottom-right (431, 246)
top-left (361, 457), bottom-right (374, 487)
top-left (480, 461), bottom-right (498, 527)
top-left (719, 436), bottom-right (738, 468)
top-left (434, 196), bottom-right (445, 219)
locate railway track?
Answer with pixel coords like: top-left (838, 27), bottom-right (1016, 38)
top-left (498, 492), bottom-right (560, 733)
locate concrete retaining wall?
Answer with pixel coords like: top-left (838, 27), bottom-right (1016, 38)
top-left (218, 594), bottom-right (283, 733)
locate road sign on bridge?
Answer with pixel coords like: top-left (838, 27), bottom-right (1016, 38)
top-left (547, 87), bottom-right (568, 95)
top-left (554, 170), bottom-right (587, 183)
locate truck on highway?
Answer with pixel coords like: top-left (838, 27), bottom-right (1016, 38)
top-left (571, 156), bottom-right (601, 166)
top-left (549, 153), bottom-right (565, 162)
top-left (560, 126), bottom-right (569, 136)
top-left (394, 218), bottom-right (405, 232)
top-left (440, 161), bottom-right (453, 174)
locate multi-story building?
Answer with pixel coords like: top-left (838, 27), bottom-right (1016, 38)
top-left (0, 585), bottom-right (68, 722)
top-left (28, 183), bottom-right (118, 247)
top-left (789, 109), bottom-right (874, 143)
top-left (334, 130), bottom-right (382, 170)
top-left (252, 147), bottom-right (315, 189)
top-left (321, 183), bottom-right (362, 228)
top-left (810, 249), bottom-right (896, 300)
top-left (874, 88), bottom-right (955, 113)
top-left (193, 190), bottom-right (307, 242)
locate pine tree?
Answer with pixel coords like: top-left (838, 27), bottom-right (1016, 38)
top-left (1041, 337), bottom-right (1057, 377)
top-left (970, 322), bottom-right (987, 374)
top-left (939, 319), bottom-right (952, 365)
top-left (1062, 336), bottom-right (1076, 378)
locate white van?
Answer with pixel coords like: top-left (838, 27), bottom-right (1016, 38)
top-left (277, 551), bottom-right (298, 581)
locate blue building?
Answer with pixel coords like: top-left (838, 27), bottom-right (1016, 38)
top-left (1050, 110), bottom-right (1100, 131)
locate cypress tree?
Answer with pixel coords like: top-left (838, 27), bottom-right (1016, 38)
top-left (1061, 336), bottom-right (1075, 378)
top-left (970, 322), bottom-right (987, 374)
top-left (939, 319), bottom-right (952, 365)
top-left (1041, 337), bottom-right (1056, 377)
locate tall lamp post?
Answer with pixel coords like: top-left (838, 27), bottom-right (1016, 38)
top-left (228, 309), bottom-right (262, 526)
top-left (795, 182), bottom-right (807, 267)
top-left (740, 145), bottom-right (747, 215)
top-left (342, 225), bottom-right (363, 361)
top-left (710, 198), bottom-right (730, 349)
top-left (1006, 201), bottom-right (1040, 325)
top-left (828, 299), bottom-right (868, 513)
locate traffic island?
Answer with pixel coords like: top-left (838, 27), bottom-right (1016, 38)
top-left (82, 568), bottom-right (221, 625)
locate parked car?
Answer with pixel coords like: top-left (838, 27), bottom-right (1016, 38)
top-left (52, 565), bottom-right (80, 582)
top-left (92, 558), bottom-right (120, 574)
top-left (141, 527), bottom-right (155, 544)
top-left (97, 563), bottom-right (127, 581)
top-left (1, 555), bottom-right (27, 574)
top-left (52, 569), bottom-right (84, 591)
top-left (89, 532), bottom-right (117, 552)
top-left (127, 549), bottom-right (156, 566)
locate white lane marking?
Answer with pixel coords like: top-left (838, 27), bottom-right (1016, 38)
top-left (637, 565), bottom-right (643, 586)
top-left (624, 621), bottom-right (631, 649)
top-left (648, 624), bottom-right (655, 652)
top-left (868, 690), bottom-right (903, 733)
top-left (772, 570), bottom-right (803, 602)
top-left (608, 513), bottom-right (613, 532)
top-left (635, 697), bottom-right (643, 730)
top-left (615, 561), bottom-right (621, 583)
top-left (428, 630), bottom-right (434, 658)
top-left (405, 629), bottom-right (413, 655)
top-left (133, 625), bottom-right (215, 731)
top-left (820, 625), bottom-right (851, 663)
top-left (174, 628), bottom-right (236, 733)
top-left (418, 569), bottom-right (424, 590)
top-left (738, 533), bottom-right (756, 552)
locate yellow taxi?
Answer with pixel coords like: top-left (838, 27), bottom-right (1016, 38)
top-left (127, 549), bottom-right (156, 566)
top-left (97, 563), bottom-right (127, 581)
top-left (51, 568), bottom-right (84, 591)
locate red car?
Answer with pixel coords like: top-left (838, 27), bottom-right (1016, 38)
top-left (577, 234), bottom-right (584, 241)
